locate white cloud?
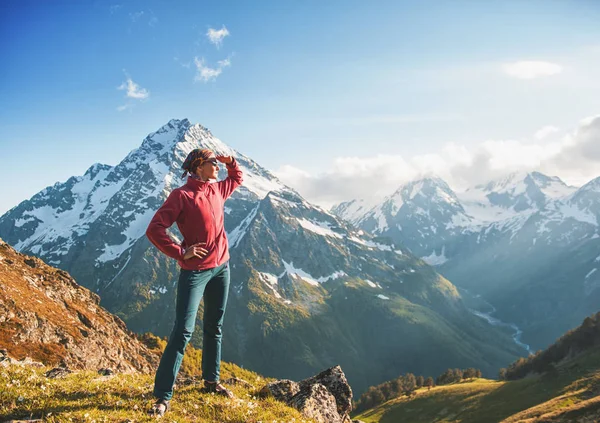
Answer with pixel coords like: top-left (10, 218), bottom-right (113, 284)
top-left (218, 58), bottom-right (231, 68)
top-left (503, 60), bottom-right (563, 79)
top-left (194, 57), bottom-right (231, 82)
top-left (207, 26), bottom-right (230, 48)
top-left (534, 125), bottom-right (560, 140)
top-left (109, 4), bottom-right (122, 14)
top-left (275, 115), bottom-right (600, 207)
top-left (118, 77), bottom-right (149, 99)
top-left (148, 16), bottom-right (158, 27)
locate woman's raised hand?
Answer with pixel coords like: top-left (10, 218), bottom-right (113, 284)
top-left (216, 155), bottom-right (233, 164)
top-left (183, 242), bottom-right (208, 260)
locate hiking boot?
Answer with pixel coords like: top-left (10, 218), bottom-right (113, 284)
top-left (202, 380), bottom-right (235, 398)
top-left (147, 398), bottom-right (169, 417)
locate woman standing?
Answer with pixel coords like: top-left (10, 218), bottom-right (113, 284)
top-left (145, 148), bottom-right (243, 416)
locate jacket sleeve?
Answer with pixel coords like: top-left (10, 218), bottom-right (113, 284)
top-left (216, 157), bottom-right (243, 200)
top-left (146, 189), bottom-right (185, 260)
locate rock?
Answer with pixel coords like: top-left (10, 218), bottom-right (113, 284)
top-left (222, 376), bottom-right (254, 389)
top-left (97, 367), bottom-right (114, 376)
top-left (0, 351), bottom-right (44, 368)
top-left (299, 365), bottom-right (353, 418)
top-left (289, 383), bottom-right (343, 423)
top-left (17, 357), bottom-right (44, 368)
top-left (23, 257), bottom-right (38, 268)
top-left (259, 365), bottom-right (353, 423)
top-left (45, 367), bottom-right (72, 379)
top-left (259, 379), bottom-right (300, 403)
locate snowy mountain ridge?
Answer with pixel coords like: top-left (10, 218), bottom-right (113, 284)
top-left (2, 119), bottom-right (288, 269)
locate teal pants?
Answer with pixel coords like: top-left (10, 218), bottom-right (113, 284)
top-left (153, 261), bottom-right (230, 401)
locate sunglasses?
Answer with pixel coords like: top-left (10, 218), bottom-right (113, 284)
top-left (206, 159), bottom-right (218, 166)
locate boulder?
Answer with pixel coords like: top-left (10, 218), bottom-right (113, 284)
top-left (259, 365), bottom-right (353, 422)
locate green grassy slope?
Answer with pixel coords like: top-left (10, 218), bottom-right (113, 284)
top-left (0, 336), bottom-right (314, 423)
top-left (353, 347), bottom-right (600, 423)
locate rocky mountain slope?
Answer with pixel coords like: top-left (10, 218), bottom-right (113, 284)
top-left (0, 237), bottom-right (157, 373)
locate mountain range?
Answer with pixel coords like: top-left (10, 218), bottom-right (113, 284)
top-left (0, 118), bottom-right (524, 396)
top-left (332, 171), bottom-right (600, 351)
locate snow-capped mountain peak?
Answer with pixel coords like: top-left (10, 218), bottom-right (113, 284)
top-left (396, 177), bottom-right (460, 205)
top-left (0, 118), bottom-right (287, 269)
top-left (330, 199), bottom-right (377, 226)
top-left (458, 171), bottom-right (576, 223)
top-left (529, 172), bottom-right (576, 199)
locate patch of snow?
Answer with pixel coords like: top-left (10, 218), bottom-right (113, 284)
top-left (238, 166), bottom-right (286, 199)
top-left (97, 208), bottom-right (155, 263)
top-left (457, 186), bottom-right (525, 226)
top-left (228, 204), bottom-right (259, 248)
top-left (104, 253), bottom-right (132, 288)
top-left (371, 207), bottom-right (389, 233)
top-left (558, 203), bottom-right (598, 226)
top-left (13, 218), bottom-right (32, 228)
top-left (541, 180), bottom-right (577, 199)
top-left (268, 195), bottom-right (301, 208)
top-left (296, 218), bottom-right (343, 239)
top-left (377, 294), bottom-right (390, 300)
top-left (332, 199), bottom-right (376, 224)
top-left (258, 272), bottom-right (281, 298)
top-left (348, 236), bottom-right (392, 251)
top-left (408, 181), bottom-right (424, 200)
top-left (281, 260), bottom-right (319, 286)
top-left (317, 271), bottom-right (346, 283)
top-left (421, 246), bottom-right (448, 266)
top-left (435, 186), bottom-right (460, 205)
top-left (365, 279), bottom-right (382, 288)
top-left (585, 268), bottom-right (597, 279)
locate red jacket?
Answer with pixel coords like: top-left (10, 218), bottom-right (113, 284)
top-left (146, 158), bottom-right (243, 270)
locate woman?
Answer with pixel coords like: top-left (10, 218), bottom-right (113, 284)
top-left (145, 148), bottom-right (243, 416)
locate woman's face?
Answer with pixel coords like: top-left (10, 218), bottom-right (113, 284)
top-left (196, 159), bottom-right (219, 180)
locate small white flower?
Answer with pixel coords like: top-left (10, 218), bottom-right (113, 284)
top-left (17, 396), bottom-right (24, 402)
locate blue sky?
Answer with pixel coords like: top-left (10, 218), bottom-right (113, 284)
top-left (2, 0), bottom-right (600, 212)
